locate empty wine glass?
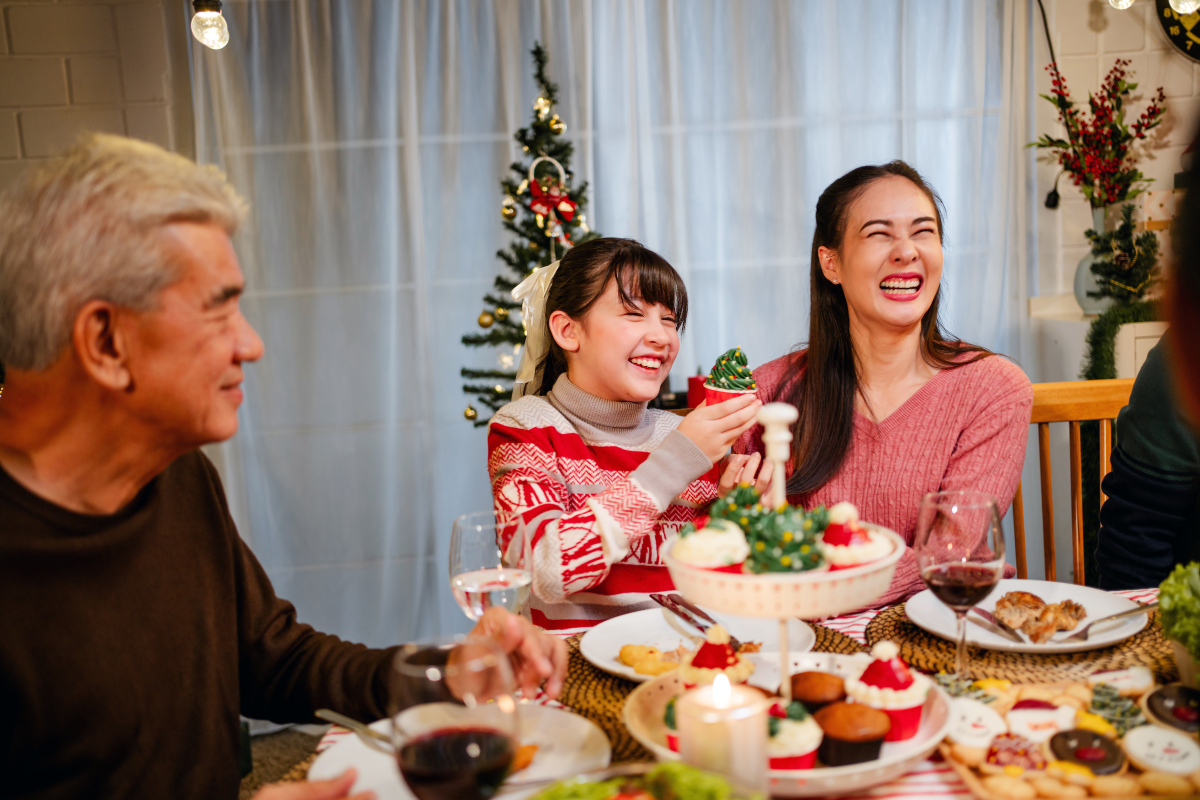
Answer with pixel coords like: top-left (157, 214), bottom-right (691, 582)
top-left (449, 512), bottom-right (532, 621)
top-left (391, 635), bottom-right (519, 800)
top-left (913, 491), bottom-right (1005, 680)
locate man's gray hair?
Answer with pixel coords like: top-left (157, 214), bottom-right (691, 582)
top-left (0, 134), bottom-right (248, 370)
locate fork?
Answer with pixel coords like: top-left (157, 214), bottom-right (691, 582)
top-left (1057, 602), bottom-right (1157, 643)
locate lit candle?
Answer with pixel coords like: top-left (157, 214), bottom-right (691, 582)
top-left (676, 674), bottom-right (769, 791)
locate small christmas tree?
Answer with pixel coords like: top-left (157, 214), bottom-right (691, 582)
top-left (1085, 203), bottom-right (1160, 305)
top-left (460, 43), bottom-right (598, 426)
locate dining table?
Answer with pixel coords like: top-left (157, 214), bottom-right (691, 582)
top-left (300, 585), bottom-right (1164, 800)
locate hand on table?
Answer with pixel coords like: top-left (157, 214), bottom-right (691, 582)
top-left (676, 395), bottom-right (761, 465)
top-left (472, 606), bottom-right (568, 700)
top-left (252, 769), bottom-right (373, 800)
top-left (717, 452), bottom-right (774, 499)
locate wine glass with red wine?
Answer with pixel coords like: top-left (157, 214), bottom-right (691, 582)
top-left (913, 491), bottom-right (1005, 680)
top-left (391, 635), bottom-right (519, 800)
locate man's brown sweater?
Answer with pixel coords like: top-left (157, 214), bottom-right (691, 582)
top-left (0, 451), bottom-right (397, 799)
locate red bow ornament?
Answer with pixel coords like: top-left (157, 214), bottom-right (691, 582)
top-left (529, 178), bottom-right (577, 222)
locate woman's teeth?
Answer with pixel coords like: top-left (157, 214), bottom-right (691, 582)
top-left (630, 357), bottom-right (662, 370)
top-left (880, 277), bottom-right (921, 295)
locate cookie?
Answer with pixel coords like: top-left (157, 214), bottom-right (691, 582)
top-left (1063, 685), bottom-right (1094, 706)
top-left (1142, 684), bottom-right (1200, 736)
top-left (1091, 774), bottom-right (1144, 796)
top-left (1122, 725), bottom-right (1200, 775)
top-left (1048, 729), bottom-right (1125, 776)
top-left (950, 742), bottom-right (987, 768)
top-left (617, 644), bottom-right (680, 676)
top-left (1029, 777), bottom-right (1087, 798)
top-left (1007, 701), bottom-right (1079, 743)
top-left (1088, 666), bottom-right (1155, 698)
top-left (982, 774), bottom-right (1037, 799)
top-left (1074, 711), bottom-right (1118, 739)
top-left (1191, 769), bottom-right (1200, 791)
top-left (948, 697), bottom-right (1008, 748)
top-left (1046, 760), bottom-right (1096, 787)
top-left (982, 733), bottom-right (1049, 776)
top-left (1137, 770), bottom-right (1195, 796)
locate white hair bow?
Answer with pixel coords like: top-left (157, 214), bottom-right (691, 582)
top-left (510, 259), bottom-right (561, 400)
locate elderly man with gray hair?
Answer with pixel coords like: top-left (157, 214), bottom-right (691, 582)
top-left (0, 135), bottom-right (566, 800)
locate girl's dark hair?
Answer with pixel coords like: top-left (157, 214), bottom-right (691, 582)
top-left (536, 237), bottom-right (688, 396)
top-left (781, 160), bottom-right (991, 498)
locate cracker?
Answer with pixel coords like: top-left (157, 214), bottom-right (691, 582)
top-left (982, 774), bottom-right (1037, 800)
top-left (1137, 770), bottom-right (1195, 796)
top-left (1030, 777), bottom-right (1086, 799)
top-left (1092, 774), bottom-right (1144, 796)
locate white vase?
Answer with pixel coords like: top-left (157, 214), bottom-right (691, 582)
top-left (1172, 640), bottom-right (1199, 688)
top-left (1074, 205), bottom-right (1115, 315)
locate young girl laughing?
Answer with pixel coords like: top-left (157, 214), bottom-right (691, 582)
top-left (489, 238), bottom-right (768, 631)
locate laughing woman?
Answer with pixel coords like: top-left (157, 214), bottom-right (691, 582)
top-left (735, 161), bottom-right (1031, 607)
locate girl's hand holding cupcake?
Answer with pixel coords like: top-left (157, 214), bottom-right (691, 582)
top-left (676, 393), bottom-right (762, 465)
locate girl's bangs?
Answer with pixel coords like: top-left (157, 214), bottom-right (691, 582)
top-left (611, 251), bottom-right (689, 331)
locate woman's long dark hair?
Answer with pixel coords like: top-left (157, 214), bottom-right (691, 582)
top-left (781, 160), bottom-right (991, 498)
top-left (535, 237), bottom-right (688, 396)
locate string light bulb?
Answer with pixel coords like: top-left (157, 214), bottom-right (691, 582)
top-left (1170, 0), bottom-right (1200, 12)
top-left (1108, 0), bottom-right (1134, 8)
top-left (191, 0), bottom-right (230, 50)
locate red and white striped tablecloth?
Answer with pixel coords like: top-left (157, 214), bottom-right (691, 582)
top-left (317, 587), bottom-right (1161, 799)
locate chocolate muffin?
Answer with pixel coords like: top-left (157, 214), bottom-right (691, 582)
top-left (785, 671), bottom-right (846, 713)
top-left (814, 701), bottom-right (891, 766)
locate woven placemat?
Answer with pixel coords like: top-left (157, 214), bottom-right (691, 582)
top-left (864, 604), bottom-right (1179, 683)
top-left (558, 622), bottom-right (864, 764)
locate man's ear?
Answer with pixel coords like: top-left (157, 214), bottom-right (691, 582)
top-left (547, 309), bottom-right (581, 353)
top-left (72, 300), bottom-right (133, 391)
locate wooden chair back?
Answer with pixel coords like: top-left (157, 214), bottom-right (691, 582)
top-left (1011, 379), bottom-right (1134, 584)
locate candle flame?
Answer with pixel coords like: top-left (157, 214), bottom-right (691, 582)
top-left (712, 674), bottom-right (732, 707)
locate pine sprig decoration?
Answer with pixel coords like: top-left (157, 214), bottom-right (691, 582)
top-left (460, 43), bottom-right (600, 426)
top-left (1085, 203), bottom-right (1160, 304)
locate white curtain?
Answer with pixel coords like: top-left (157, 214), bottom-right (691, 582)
top-left (191, 0), bottom-right (1032, 648)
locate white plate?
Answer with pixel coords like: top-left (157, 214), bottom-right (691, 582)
top-left (622, 652), bottom-right (953, 798)
top-left (905, 578), bottom-right (1149, 654)
top-left (579, 607), bottom-right (815, 683)
top-left (308, 704), bottom-right (610, 800)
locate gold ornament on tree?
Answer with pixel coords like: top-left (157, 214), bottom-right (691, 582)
top-left (463, 405), bottom-right (478, 421)
top-left (549, 115), bottom-right (566, 135)
top-left (478, 310), bottom-right (495, 328)
top-left (494, 307), bottom-right (509, 321)
top-left (501, 195), bottom-right (517, 220)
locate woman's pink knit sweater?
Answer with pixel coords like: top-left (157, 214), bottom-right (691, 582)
top-left (734, 351), bottom-right (1033, 608)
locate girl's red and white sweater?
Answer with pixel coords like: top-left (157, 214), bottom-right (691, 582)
top-left (488, 375), bottom-right (717, 631)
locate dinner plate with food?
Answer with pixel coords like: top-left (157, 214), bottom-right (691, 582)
top-left (579, 606), bottom-right (815, 683)
top-left (905, 579), bottom-right (1151, 654)
top-left (308, 704), bottom-right (610, 800)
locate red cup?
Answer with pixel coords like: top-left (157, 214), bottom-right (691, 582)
top-left (666, 732), bottom-right (679, 752)
top-left (687, 375), bottom-right (707, 408)
top-left (769, 750), bottom-right (817, 770)
top-left (711, 562), bottom-right (746, 574)
top-left (704, 384), bottom-right (757, 406)
top-left (881, 703), bottom-right (924, 742)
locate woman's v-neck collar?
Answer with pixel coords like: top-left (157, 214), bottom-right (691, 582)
top-left (853, 366), bottom-right (951, 434)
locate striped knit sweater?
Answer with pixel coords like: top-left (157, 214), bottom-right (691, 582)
top-left (735, 351), bottom-right (1032, 609)
top-left (488, 374), bottom-right (717, 630)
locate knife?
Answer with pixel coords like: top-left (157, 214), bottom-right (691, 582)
top-left (969, 607), bottom-right (1025, 643)
top-left (649, 592), bottom-right (742, 650)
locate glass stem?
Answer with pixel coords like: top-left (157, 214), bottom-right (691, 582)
top-left (954, 611), bottom-right (970, 680)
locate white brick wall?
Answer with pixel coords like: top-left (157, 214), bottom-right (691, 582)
top-left (1035, 0), bottom-right (1200, 296)
top-left (0, 0), bottom-right (180, 191)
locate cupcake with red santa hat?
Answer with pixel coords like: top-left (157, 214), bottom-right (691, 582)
top-left (844, 641), bottom-right (931, 742)
top-left (678, 624), bottom-right (755, 689)
top-left (818, 501), bottom-right (893, 571)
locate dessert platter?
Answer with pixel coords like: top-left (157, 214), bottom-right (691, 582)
top-left (623, 635), bottom-right (952, 797)
top-left (906, 579), bottom-right (1151, 654)
top-left (938, 667), bottom-right (1200, 799)
top-left (578, 606), bottom-right (814, 682)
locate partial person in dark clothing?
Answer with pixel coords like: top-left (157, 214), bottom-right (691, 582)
top-left (0, 135), bottom-right (565, 800)
top-left (1096, 336), bottom-right (1200, 590)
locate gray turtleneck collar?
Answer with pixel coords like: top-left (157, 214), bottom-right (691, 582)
top-left (546, 373), bottom-right (657, 448)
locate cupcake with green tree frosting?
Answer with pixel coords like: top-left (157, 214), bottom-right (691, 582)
top-left (704, 346), bottom-right (757, 405)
